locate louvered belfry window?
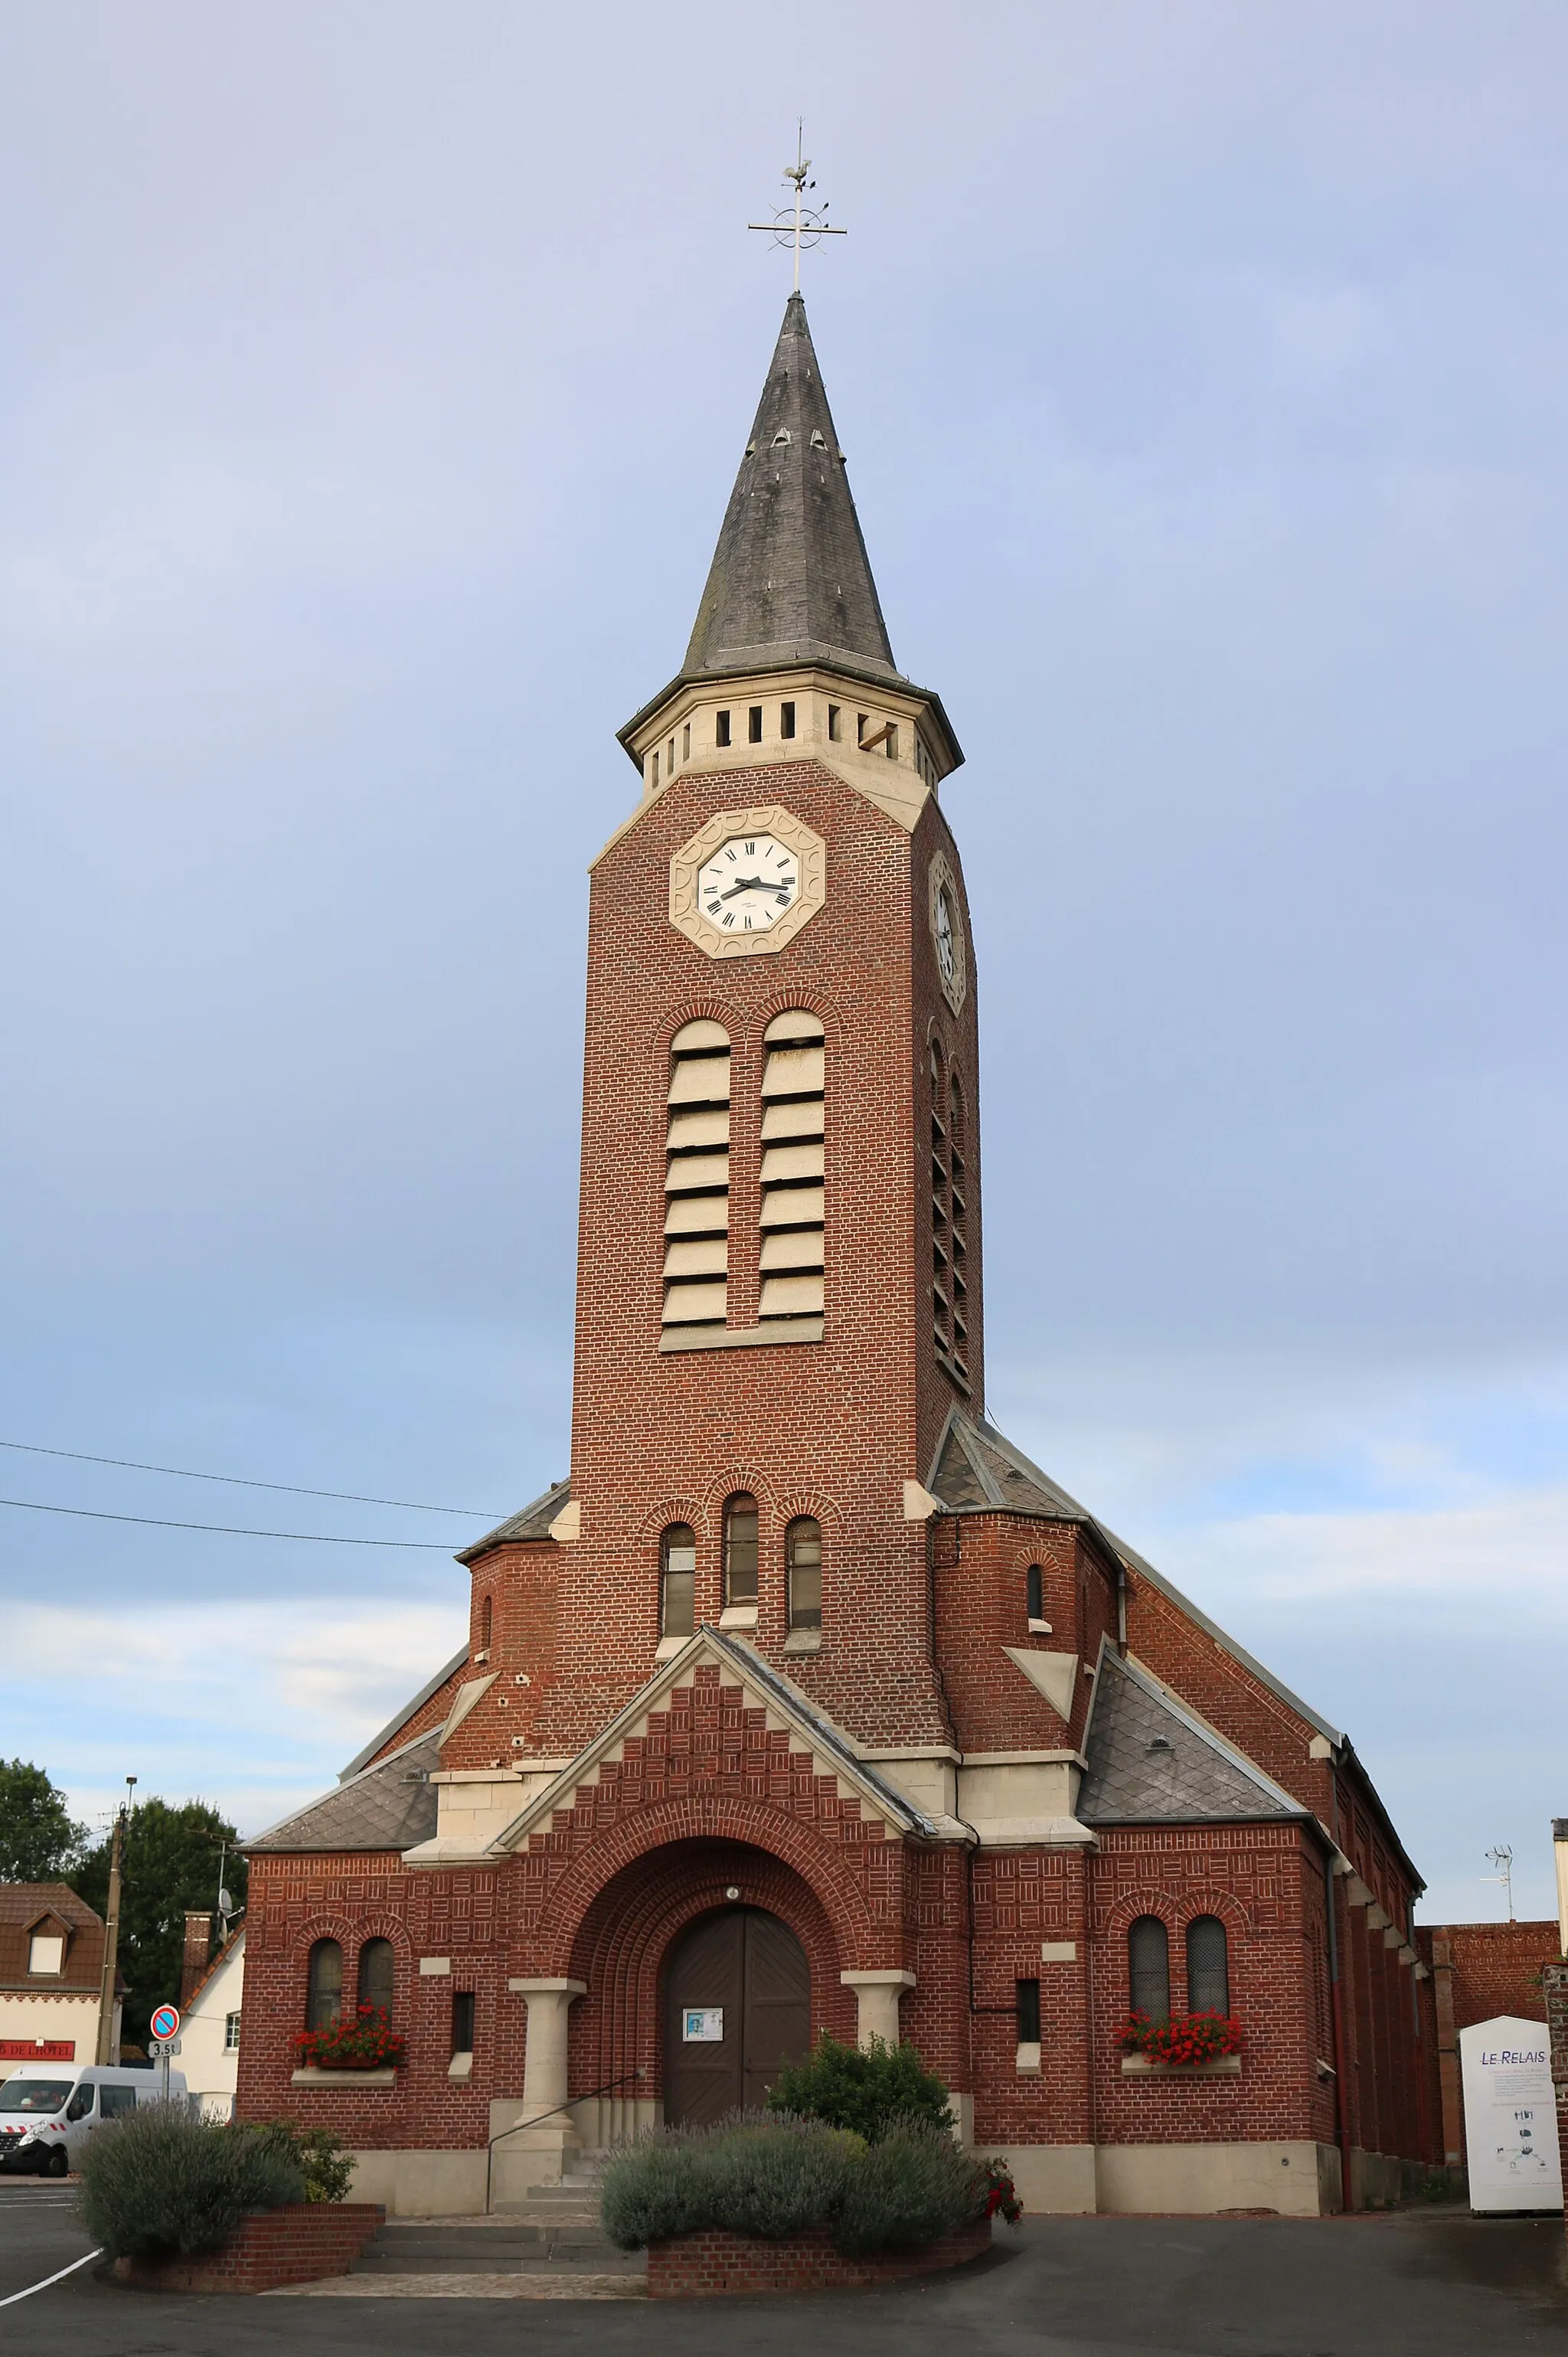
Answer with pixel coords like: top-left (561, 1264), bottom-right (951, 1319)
top-left (662, 1022), bottom-right (731, 1332)
top-left (931, 1046), bottom-right (969, 1384)
top-left (759, 1011), bottom-right (825, 1321)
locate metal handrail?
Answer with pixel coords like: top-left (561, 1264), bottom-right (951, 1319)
top-left (483, 2068), bottom-right (645, 2209)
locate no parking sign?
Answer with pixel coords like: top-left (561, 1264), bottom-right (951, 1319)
top-left (149, 2003), bottom-right (181, 2043)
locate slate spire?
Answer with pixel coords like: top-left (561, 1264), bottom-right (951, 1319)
top-left (683, 294), bottom-right (899, 685)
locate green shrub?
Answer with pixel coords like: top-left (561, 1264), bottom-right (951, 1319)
top-left (77, 2102), bottom-right (305, 2259)
top-left (252, 2120), bottom-right (355, 2204)
top-left (704, 2118), bottom-right (861, 2238)
top-left (600, 2110), bottom-right (988, 2256)
top-left (765, 2033), bottom-right (953, 2141)
top-left (830, 2120), bottom-right (982, 2254)
top-left (600, 2129), bottom-right (721, 2249)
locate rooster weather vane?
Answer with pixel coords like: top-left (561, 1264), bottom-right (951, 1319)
top-left (749, 124), bottom-right (847, 293)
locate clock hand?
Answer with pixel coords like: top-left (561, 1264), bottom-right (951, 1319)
top-left (718, 876), bottom-right (773, 900)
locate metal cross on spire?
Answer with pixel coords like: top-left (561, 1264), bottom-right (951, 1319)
top-left (749, 124), bottom-right (846, 293)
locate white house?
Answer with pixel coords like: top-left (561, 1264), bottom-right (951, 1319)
top-left (178, 1926), bottom-right (244, 2120)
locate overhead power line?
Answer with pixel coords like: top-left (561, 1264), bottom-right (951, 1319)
top-left (0, 1496), bottom-right (464, 1548)
top-left (0, 1438), bottom-right (499, 1517)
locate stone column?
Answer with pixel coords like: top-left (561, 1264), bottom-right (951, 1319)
top-left (840, 1969), bottom-right (916, 2051)
top-left (490, 1977), bottom-right (588, 2205)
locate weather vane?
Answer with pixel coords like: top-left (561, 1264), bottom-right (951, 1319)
top-left (749, 124), bottom-right (846, 293)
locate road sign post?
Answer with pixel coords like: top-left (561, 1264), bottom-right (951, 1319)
top-left (149, 2006), bottom-right (181, 2103)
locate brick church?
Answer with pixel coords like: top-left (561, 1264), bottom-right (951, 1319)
top-left (239, 294), bottom-right (1442, 2216)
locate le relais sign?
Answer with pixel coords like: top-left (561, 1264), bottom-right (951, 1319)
top-left (1458, 2015), bottom-right (1563, 2212)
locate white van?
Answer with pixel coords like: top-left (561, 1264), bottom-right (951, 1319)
top-left (0, 2062), bottom-right (188, 2177)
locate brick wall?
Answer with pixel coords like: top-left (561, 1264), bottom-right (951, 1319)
top-left (645, 2215), bottom-right (991, 2297)
top-left (112, 2203), bottom-right (384, 2293)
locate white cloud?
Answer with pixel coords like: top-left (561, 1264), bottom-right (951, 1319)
top-left (3, 1598), bottom-right (466, 1837)
top-left (1170, 1487), bottom-right (1568, 1611)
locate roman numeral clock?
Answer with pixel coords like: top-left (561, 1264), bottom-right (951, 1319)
top-left (668, 803), bottom-right (827, 959)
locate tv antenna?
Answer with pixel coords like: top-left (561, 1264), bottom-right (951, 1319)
top-left (1481, 1844), bottom-right (1515, 1922)
top-left (749, 123), bottom-right (846, 293)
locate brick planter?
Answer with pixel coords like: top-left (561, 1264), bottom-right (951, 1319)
top-left (112, 2203), bottom-right (384, 2294)
top-left (646, 2215), bottom-right (993, 2297)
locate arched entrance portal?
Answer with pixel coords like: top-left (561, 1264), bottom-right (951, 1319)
top-left (663, 1906), bottom-right (810, 2125)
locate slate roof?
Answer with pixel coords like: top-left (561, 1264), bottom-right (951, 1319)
top-left (456, 1479), bottom-right (570, 1565)
top-left (925, 1406), bottom-right (1343, 1748)
top-left (617, 296), bottom-right (963, 769)
top-left (683, 293), bottom-right (897, 686)
top-left (247, 1731), bottom-right (441, 1855)
top-left (1077, 1653), bottom-right (1308, 1828)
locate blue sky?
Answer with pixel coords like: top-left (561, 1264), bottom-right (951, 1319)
top-left (2, 1), bottom-right (1564, 1923)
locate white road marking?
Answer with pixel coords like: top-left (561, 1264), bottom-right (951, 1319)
top-left (0, 2247), bottom-right (103, 2305)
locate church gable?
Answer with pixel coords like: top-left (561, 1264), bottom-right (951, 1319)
top-left (492, 1631), bottom-right (936, 1857)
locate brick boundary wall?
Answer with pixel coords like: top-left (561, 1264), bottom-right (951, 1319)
top-left (111, 2203), bottom-right (385, 2294)
top-left (645, 2215), bottom-right (993, 2297)
top-left (1546, 1961), bottom-right (1568, 2247)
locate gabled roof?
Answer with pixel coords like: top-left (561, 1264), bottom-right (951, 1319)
top-left (925, 1405), bottom-right (1342, 1746)
top-left (490, 1626), bottom-right (946, 1854)
top-left (0, 1883), bottom-right (101, 1932)
top-left (247, 1730), bottom-right (441, 1855)
top-left (181, 1921), bottom-right (245, 2015)
top-left (1077, 1650), bottom-right (1308, 1827)
top-left (455, 1479), bottom-right (570, 1565)
top-left (338, 1645), bottom-right (470, 1780)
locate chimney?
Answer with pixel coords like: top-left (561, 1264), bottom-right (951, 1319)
top-left (180, 1912), bottom-right (213, 2005)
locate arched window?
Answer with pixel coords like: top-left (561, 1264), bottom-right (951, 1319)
top-left (477, 1594), bottom-right (492, 1653)
top-left (1025, 1564), bottom-right (1044, 1624)
top-left (760, 1012), bottom-right (825, 1323)
top-left (358, 1938), bottom-right (394, 2021)
top-left (663, 1022), bottom-right (731, 1336)
top-left (1186, 1915), bottom-right (1230, 2015)
top-left (305, 1938), bottom-right (343, 2032)
top-left (1128, 1916), bottom-right (1170, 2019)
top-left (786, 1517), bottom-right (822, 1633)
top-left (661, 1524), bottom-right (696, 1639)
top-left (724, 1494), bottom-right (759, 1607)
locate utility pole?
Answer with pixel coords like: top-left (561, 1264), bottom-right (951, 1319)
top-left (95, 1776), bottom-right (136, 2064)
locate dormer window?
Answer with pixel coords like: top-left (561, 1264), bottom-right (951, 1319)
top-left (28, 1930), bottom-right (64, 1976)
top-left (772, 428), bottom-right (792, 446)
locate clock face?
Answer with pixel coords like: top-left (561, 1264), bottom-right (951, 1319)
top-left (696, 835), bottom-right (799, 935)
top-left (935, 887), bottom-right (956, 982)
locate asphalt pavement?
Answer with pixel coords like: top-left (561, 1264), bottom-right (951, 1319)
top-left (2, 2183), bottom-right (1566, 2354)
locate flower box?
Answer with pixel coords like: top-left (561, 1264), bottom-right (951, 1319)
top-left (293, 2005), bottom-right (406, 2074)
top-left (1122, 2054), bottom-right (1242, 2077)
top-left (1119, 2009), bottom-right (1243, 2067)
top-left (291, 2066), bottom-right (399, 2087)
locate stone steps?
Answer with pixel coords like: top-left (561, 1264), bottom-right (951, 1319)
top-left (354, 2174), bottom-right (642, 2284)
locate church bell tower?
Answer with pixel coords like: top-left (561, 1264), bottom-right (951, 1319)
top-left (544, 293), bottom-right (984, 1757)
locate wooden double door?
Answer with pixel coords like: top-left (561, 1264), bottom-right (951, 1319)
top-left (663, 1906), bottom-right (811, 2127)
